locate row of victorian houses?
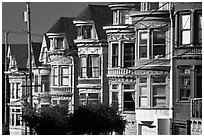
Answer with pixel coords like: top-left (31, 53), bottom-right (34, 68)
top-left (3, 2), bottom-right (202, 135)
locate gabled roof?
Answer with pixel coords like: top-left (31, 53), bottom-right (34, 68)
top-left (74, 5), bottom-right (112, 40)
top-left (47, 17), bottom-right (77, 50)
top-left (8, 42), bottom-right (42, 70)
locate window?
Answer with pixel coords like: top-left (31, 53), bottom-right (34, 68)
top-left (138, 76), bottom-right (167, 108)
top-left (53, 67), bottom-right (58, 86)
top-left (152, 30), bottom-right (166, 58)
top-left (179, 66), bottom-right (191, 101)
top-left (88, 55), bottom-right (100, 78)
top-left (80, 55), bottom-right (100, 78)
top-left (181, 14), bottom-right (191, 45)
top-left (61, 67), bottom-right (69, 86)
top-left (34, 75), bottom-right (38, 93)
top-left (11, 83), bottom-right (15, 99)
top-left (141, 2), bottom-right (159, 11)
top-left (138, 29), bottom-right (166, 59)
top-left (113, 10), bottom-right (130, 25)
top-left (112, 92), bottom-right (119, 110)
top-left (124, 84), bottom-right (135, 89)
top-left (124, 92), bottom-right (135, 111)
top-left (124, 43), bottom-right (135, 67)
top-left (56, 38), bottom-right (64, 49)
top-left (139, 86), bottom-right (148, 107)
top-left (112, 84), bottom-right (118, 89)
top-left (77, 25), bottom-right (92, 39)
top-left (10, 108), bottom-right (21, 126)
top-left (139, 31), bottom-right (148, 59)
top-left (80, 55), bottom-right (87, 78)
top-left (112, 43), bottom-right (119, 67)
top-left (50, 37), bottom-right (64, 50)
top-left (79, 93), bottom-right (99, 105)
top-left (139, 77), bottom-right (148, 107)
top-left (196, 66), bottom-right (202, 98)
top-left (52, 66), bottom-right (70, 86)
top-left (16, 83), bottom-right (20, 99)
top-left (198, 14), bottom-right (202, 44)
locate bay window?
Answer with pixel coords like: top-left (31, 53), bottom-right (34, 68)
top-left (52, 66), bottom-right (71, 87)
top-left (138, 29), bottom-right (167, 59)
top-left (138, 76), bottom-right (168, 108)
top-left (80, 55), bottom-right (100, 78)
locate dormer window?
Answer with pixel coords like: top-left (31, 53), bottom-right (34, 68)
top-left (50, 37), bottom-right (64, 50)
top-left (113, 10), bottom-right (131, 25)
top-left (77, 25), bottom-right (92, 39)
top-left (141, 2), bottom-right (159, 11)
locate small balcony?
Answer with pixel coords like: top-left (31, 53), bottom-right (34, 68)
top-left (50, 87), bottom-right (73, 96)
top-left (174, 46), bottom-right (202, 58)
top-left (107, 68), bottom-right (135, 77)
top-left (191, 98), bottom-right (202, 135)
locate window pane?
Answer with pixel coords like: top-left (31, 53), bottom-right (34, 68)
top-left (60, 100), bottom-right (68, 106)
top-left (81, 56), bottom-right (87, 77)
top-left (16, 114), bottom-right (21, 126)
top-left (182, 30), bottom-right (190, 44)
top-left (153, 45), bottom-right (165, 58)
top-left (54, 76), bottom-right (58, 86)
top-left (112, 92), bottom-right (118, 110)
top-left (140, 86), bottom-right (148, 96)
top-left (181, 77), bottom-right (190, 87)
top-left (153, 97), bottom-right (166, 107)
top-left (153, 85), bottom-right (166, 96)
top-left (124, 84), bottom-right (135, 89)
top-left (180, 89), bottom-right (190, 101)
top-left (139, 32), bottom-right (148, 44)
top-left (54, 67), bottom-right (58, 75)
top-left (153, 77), bottom-right (165, 83)
top-left (124, 92), bottom-right (135, 111)
top-left (57, 38), bottom-right (63, 49)
top-left (80, 93), bottom-right (86, 99)
top-left (112, 43), bottom-right (119, 67)
top-left (83, 26), bottom-right (92, 39)
top-left (182, 15), bottom-right (190, 29)
top-left (139, 97), bottom-right (148, 107)
top-left (140, 77), bottom-right (147, 83)
top-left (88, 93), bottom-right (98, 99)
top-left (61, 67), bottom-right (69, 86)
top-left (89, 55), bottom-right (99, 78)
top-left (124, 43), bottom-right (135, 67)
top-left (112, 84), bottom-right (118, 89)
top-left (153, 30), bottom-right (165, 44)
top-left (139, 46), bottom-right (147, 58)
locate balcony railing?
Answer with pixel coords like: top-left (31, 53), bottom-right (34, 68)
top-left (51, 87), bottom-right (72, 93)
top-left (174, 46), bottom-right (202, 57)
top-left (190, 98), bottom-right (202, 135)
top-left (107, 68), bottom-right (134, 77)
top-left (78, 79), bottom-right (101, 85)
top-left (191, 98), bottom-right (202, 119)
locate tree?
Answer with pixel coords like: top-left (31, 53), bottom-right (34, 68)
top-left (69, 104), bottom-right (126, 135)
top-left (22, 105), bottom-right (71, 135)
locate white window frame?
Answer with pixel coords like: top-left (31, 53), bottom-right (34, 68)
top-left (52, 65), bottom-right (71, 87)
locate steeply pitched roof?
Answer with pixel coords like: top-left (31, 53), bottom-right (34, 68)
top-left (47, 17), bottom-right (77, 50)
top-left (9, 42), bottom-right (42, 70)
top-left (74, 5), bottom-right (112, 40)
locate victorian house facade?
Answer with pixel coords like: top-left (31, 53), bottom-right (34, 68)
top-left (104, 2), bottom-right (174, 135)
top-left (5, 43), bottom-right (42, 135)
top-left (38, 17), bottom-right (78, 112)
top-left (73, 5), bottom-right (112, 106)
top-left (172, 2), bottom-right (202, 135)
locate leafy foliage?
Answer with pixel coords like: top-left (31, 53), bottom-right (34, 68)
top-left (22, 104), bottom-right (126, 135)
top-left (69, 104), bottom-right (126, 135)
top-left (22, 105), bottom-right (71, 135)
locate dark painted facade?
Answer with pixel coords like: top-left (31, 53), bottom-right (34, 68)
top-left (172, 2), bottom-right (202, 135)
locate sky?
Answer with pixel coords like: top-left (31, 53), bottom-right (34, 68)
top-left (2, 1), bottom-right (110, 44)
